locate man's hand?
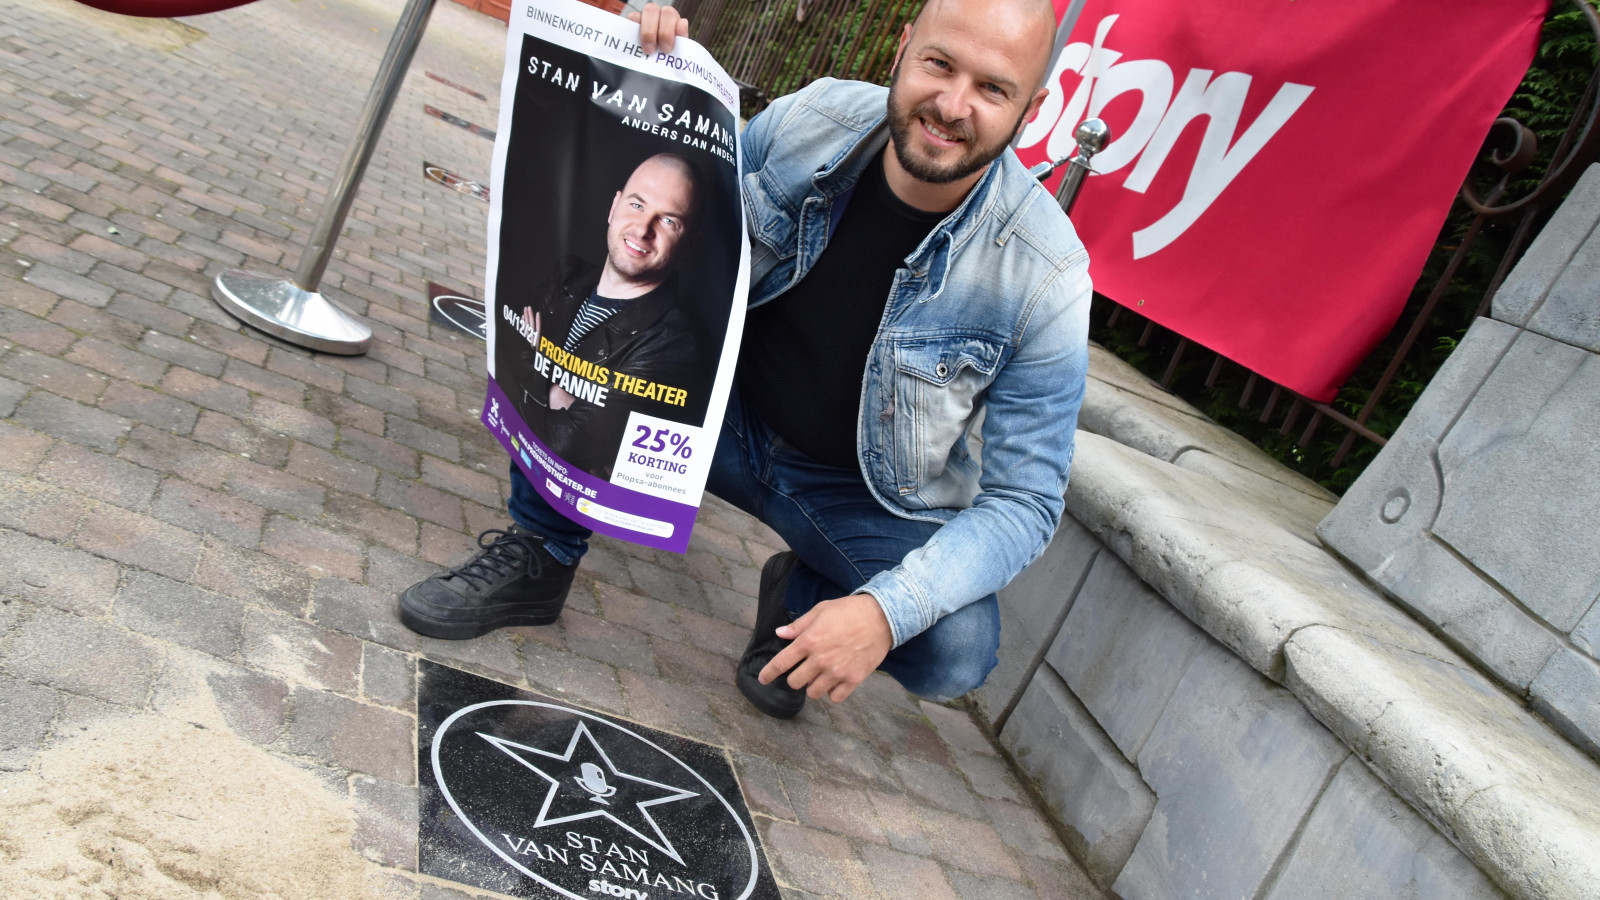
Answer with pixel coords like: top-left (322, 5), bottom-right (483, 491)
top-left (520, 307), bottom-right (541, 349)
top-left (627, 2), bottom-right (688, 57)
top-left (759, 593), bottom-right (893, 704)
top-left (548, 383), bottom-right (577, 410)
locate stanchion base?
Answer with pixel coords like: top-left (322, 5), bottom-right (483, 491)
top-left (212, 269), bottom-right (372, 356)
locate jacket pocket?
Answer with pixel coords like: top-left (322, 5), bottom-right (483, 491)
top-left (892, 335), bottom-right (1003, 498)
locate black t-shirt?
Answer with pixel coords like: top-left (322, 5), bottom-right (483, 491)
top-left (737, 150), bottom-right (944, 470)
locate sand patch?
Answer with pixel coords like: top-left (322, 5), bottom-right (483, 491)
top-left (0, 706), bottom-right (398, 898)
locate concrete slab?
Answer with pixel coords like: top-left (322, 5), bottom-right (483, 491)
top-left (1573, 601), bottom-right (1600, 658)
top-left (1433, 336), bottom-right (1600, 632)
top-left (1080, 359), bottom-right (1334, 503)
top-left (1371, 534), bottom-right (1560, 691)
top-left (1262, 756), bottom-right (1505, 900)
top-left (1529, 649), bottom-right (1600, 759)
top-left (1494, 164), bottom-right (1600, 328)
top-left (978, 513), bottom-right (1099, 725)
top-left (1115, 642), bottom-right (1348, 900)
top-left (1285, 625), bottom-right (1600, 899)
top-left (1519, 165), bottom-right (1600, 349)
top-left (1323, 317), bottom-right (1600, 698)
top-left (1066, 433), bottom-right (1444, 681)
top-left (1046, 552), bottom-right (1209, 763)
top-left (1318, 317), bottom-right (1516, 572)
top-left (1001, 667), bottom-right (1155, 887)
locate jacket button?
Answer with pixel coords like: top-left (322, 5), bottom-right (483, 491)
top-left (935, 363), bottom-right (949, 378)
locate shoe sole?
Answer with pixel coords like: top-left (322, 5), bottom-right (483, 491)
top-left (398, 591), bottom-right (561, 640)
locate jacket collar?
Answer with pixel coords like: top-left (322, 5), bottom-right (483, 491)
top-left (560, 257), bottom-right (682, 336)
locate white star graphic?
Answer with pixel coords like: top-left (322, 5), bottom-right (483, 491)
top-left (477, 722), bottom-right (699, 865)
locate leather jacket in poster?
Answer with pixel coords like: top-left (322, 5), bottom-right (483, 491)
top-left (513, 256), bottom-right (699, 479)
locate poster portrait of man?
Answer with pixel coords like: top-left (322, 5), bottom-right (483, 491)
top-left (486, 29), bottom-right (741, 495)
top-left (511, 152), bottom-right (704, 478)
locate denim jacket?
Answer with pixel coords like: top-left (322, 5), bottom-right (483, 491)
top-left (741, 78), bottom-right (1092, 648)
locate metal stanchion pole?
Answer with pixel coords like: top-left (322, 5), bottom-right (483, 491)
top-left (212, 0), bottom-right (439, 355)
top-left (1027, 118), bottom-right (1111, 216)
top-left (1054, 118), bottom-right (1109, 215)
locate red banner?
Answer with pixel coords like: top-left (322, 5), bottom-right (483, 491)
top-left (1020, 1), bottom-right (1546, 400)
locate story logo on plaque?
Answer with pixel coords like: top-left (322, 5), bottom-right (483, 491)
top-left (419, 661), bottom-right (780, 900)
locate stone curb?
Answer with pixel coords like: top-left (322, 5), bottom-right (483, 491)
top-left (1080, 344), bottom-right (1337, 506)
top-left (1286, 625), bottom-right (1600, 899)
top-left (1063, 430), bottom-right (1600, 899)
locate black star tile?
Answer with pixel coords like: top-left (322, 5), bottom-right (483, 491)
top-left (418, 660), bottom-right (781, 900)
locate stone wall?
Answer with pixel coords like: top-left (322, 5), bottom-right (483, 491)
top-left (984, 515), bottom-right (1503, 898)
top-left (977, 332), bottom-right (1600, 896)
top-left (1319, 165), bottom-right (1600, 758)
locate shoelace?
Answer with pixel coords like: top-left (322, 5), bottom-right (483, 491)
top-left (449, 529), bottom-right (546, 587)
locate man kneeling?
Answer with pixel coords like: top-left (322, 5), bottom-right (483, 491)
top-left (398, 0), bottom-right (1091, 718)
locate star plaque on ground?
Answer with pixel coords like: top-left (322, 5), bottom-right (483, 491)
top-left (418, 661), bottom-right (781, 900)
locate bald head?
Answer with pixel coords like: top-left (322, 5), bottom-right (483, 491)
top-left (908, 0), bottom-right (1058, 92)
top-left (882, 0), bottom-right (1060, 206)
top-left (630, 153), bottom-right (702, 224)
top-left (601, 152), bottom-right (699, 296)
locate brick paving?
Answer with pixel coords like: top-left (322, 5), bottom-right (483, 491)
top-left (0, 0), bottom-right (1101, 896)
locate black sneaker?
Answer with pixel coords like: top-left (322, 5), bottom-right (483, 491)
top-left (736, 551), bottom-right (807, 719)
top-left (398, 525), bottom-right (577, 640)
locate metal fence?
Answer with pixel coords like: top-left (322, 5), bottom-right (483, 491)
top-left (674, 0), bottom-right (925, 110)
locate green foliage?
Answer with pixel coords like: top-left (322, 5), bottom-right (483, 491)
top-left (1091, 0), bottom-right (1600, 494)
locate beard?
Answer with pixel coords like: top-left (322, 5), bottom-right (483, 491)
top-left (885, 68), bottom-right (1026, 185)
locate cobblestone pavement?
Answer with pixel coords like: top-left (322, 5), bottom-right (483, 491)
top-left (0, 0), bottom-right (1101, 896)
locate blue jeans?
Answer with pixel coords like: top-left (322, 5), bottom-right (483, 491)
top-left (507, 388), bottom-right (1001, 702)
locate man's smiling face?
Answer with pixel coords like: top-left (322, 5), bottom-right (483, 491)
top-left (604, 157), bottom-right (695, 286)
top-left (885, 0), bottom-right (1053, 187)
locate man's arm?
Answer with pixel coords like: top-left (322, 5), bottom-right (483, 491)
top-left (761, 258), bottom-right (1093, 703)
top-left (867, 261), bottom-right (1092, 637)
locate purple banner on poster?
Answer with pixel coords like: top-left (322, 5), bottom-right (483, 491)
top-left (481, 379), bottom-right (698, 552)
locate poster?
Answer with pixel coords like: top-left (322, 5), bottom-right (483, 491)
top-left (482, 0), bottom-right (747, 553)
top-left (1017, 0), bottom-right (1544, 400)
